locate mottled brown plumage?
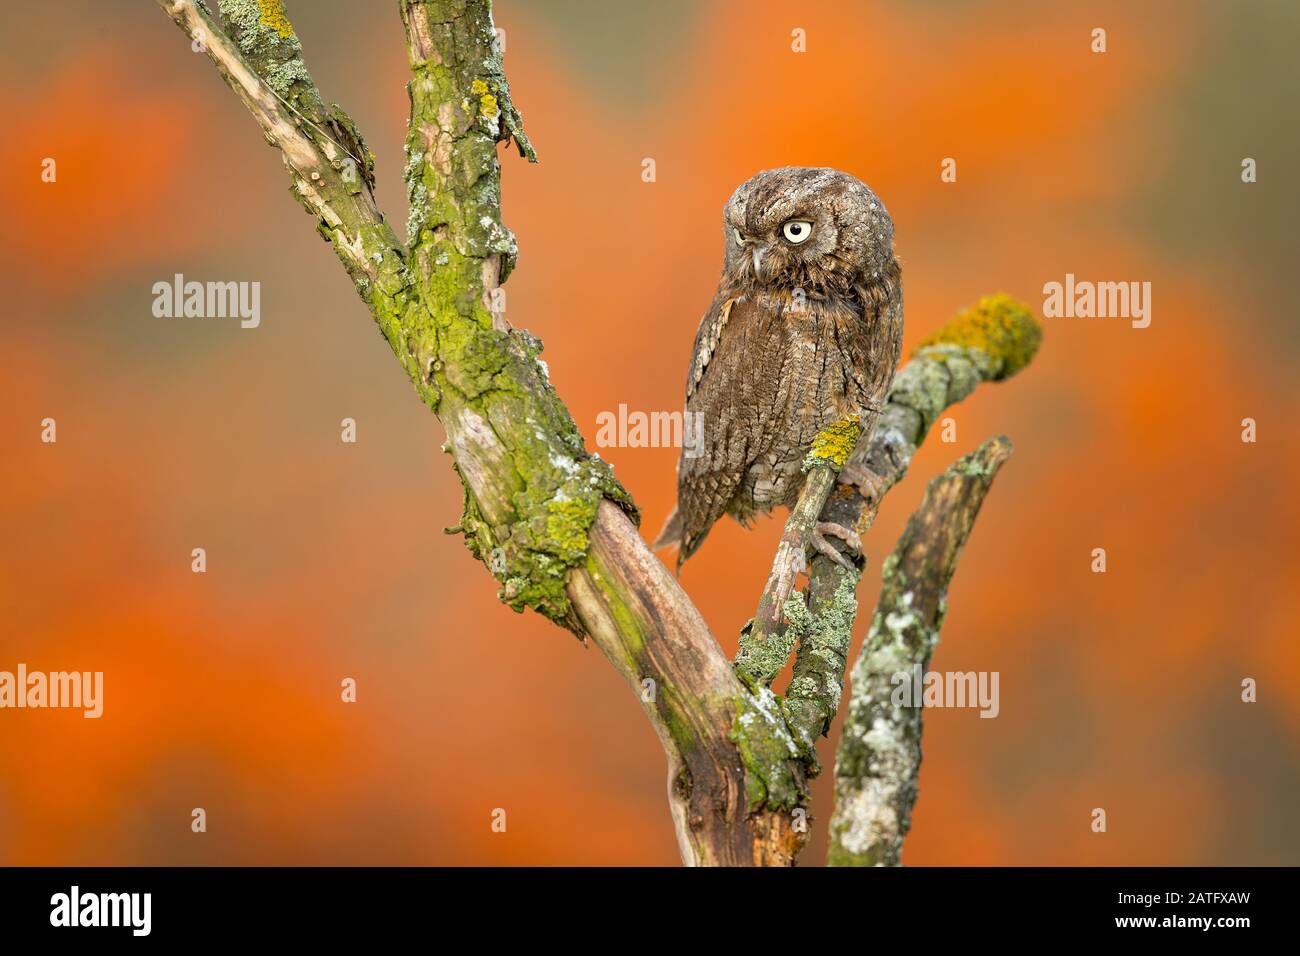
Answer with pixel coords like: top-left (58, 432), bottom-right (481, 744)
top-left (654, 167), bottom-right (904, 566)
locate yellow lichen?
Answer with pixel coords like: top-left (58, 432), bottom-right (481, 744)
top-left (257, 0), bottom-right (294, 38)
top-left (916, 293), bottom-right (1042, 380)
top-left (806, 415), bottom-right (862, 470)
top-left (468, 81), bottom-right (499, 119)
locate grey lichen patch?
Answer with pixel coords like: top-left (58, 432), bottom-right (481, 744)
top-left (784, 572), bottom-right (859, 745)
top-left (829, 607), bottom-right (931, 865)
top-left (861, 607), bottom-right (939, 676)
top-left (218, 0), bottom-right (317, 103)
top-left (934, 348), bottom-right (982, 402)
top-left (886, 356), bottom-right (953, 437)
top-left (734, 601), bottom-right (801, 686)
top-left (881, 297), bottom-right (1040, 451)
top-left (952, 449), bottom-right (1005, 479)
top-left (911, 342), bottom-right (995, 402)
top-left (263, 56), bottom-right (312, 99)
top-left (406, 182), bottom-right (432, 247)
top-left (805, 574), bottom-right (858, 661)
top-left (729, 687), bottom-right (807, 813)
top-left (830, 614), bottom-right (925, 868)
top-left (828, 772), bottom-right (907, 867)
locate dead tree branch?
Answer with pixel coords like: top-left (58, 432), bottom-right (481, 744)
top-left (156, 0), bottom-right (1042, 866)
top-left (828, 436), bottom-right (1013, 866)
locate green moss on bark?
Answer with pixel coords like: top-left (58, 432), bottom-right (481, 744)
top-left (446, 325), bottom-right (637, 630)
top-left (386, 0), bottom-right (635, 633)
top-left (729, 687), bottom-right (807, 813)
top-left (207, 0), bottom-right (635, 635)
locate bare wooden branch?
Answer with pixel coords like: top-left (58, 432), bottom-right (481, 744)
top-left (570, 502), bottom-right (803, 866)
top-left (828, 435), bottom-right (1013, 866)
top-left (156, 0), bottom-right (407, 303)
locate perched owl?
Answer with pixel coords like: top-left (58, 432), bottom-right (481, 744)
top-left (652, 167), bottom-right (903, 567)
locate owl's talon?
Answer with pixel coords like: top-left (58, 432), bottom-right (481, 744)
top-left (812, 521), bottom-right (861, 569)
top-left (839, 461), bottom-right (887, 505)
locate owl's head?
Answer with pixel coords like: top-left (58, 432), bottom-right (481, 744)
top-left (722, 166), bottom-right (895, 295)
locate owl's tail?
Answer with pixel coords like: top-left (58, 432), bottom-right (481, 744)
top-left (650, 506), bottom-right (684, 555)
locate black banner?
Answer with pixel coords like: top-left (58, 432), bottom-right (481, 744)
top-left (0, 867), bottom-right (1280, 942)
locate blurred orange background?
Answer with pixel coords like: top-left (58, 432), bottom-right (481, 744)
top-left (1, 0), bottom-right (1296, 865)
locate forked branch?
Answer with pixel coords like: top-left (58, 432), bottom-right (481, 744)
top-left (156, 0), bottom-right (1043, 867)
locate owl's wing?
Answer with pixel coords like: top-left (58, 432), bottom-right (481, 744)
top-left (656, 293), bottom-right (791, 565)
top-left (842, 265), bottom-right (905, 412)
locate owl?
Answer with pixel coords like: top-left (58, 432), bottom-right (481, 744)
top-left (652, 167), bottom-right (904, 568)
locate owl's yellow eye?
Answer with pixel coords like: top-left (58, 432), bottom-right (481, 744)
top-left (781, 220), bottom-right (813, 244)
top-left (733, 227), bottom-right (745, 247)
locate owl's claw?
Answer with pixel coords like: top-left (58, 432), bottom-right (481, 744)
top-left (839, 461), bottom-right (887, 505)
top-left (812, 521), bottom-right (862, 570)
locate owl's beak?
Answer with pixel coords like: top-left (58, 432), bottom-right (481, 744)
top-left (751, 246), bottom-right (765, 274)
